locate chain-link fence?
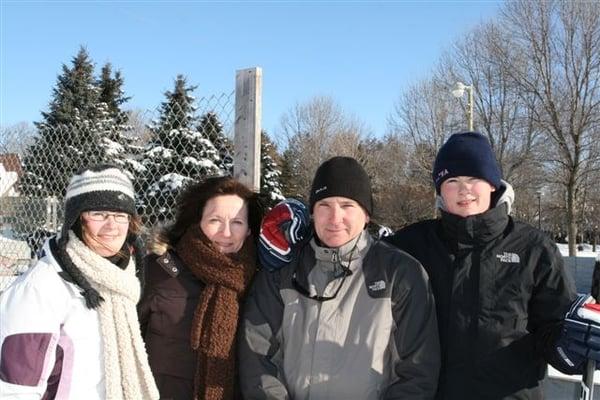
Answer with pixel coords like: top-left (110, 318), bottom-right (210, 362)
top-left (0, 90), bottom-right (245, 290)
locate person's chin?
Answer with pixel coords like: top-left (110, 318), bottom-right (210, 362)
top-left (322, 235), bottom-right (349, 248)
top-left (218, 245), bottom-right (238, 254)
top-left (455, 206), bottom-right (484, 218)
top-left (94, 247), bottom-right (120, 257)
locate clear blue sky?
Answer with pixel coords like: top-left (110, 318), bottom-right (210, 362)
top-left (1, 1), bottom-right (501, 142)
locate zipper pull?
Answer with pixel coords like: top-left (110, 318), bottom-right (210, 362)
top-left (331, 251), bottom-right (339, 263)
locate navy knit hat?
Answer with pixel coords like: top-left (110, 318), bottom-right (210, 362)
top-left (432, 132), bottom-right (502, 193)
top-left (309, 156), bottom-right (373, 215)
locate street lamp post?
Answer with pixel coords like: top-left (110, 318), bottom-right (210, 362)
top-left (536, 190), bottom-right (542, 230)
top-left (452, 81), bottom-right (474, 131)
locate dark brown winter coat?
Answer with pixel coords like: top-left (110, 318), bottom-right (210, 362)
top-left (138, 227), bottom-right (256, 400)
top-left (138, 249), bottom-right (204, 400)
top-left (138, 176), bottom-right (262, 400)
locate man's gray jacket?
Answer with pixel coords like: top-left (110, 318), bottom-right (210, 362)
top-left (238, 230), bottom-right (440, 399)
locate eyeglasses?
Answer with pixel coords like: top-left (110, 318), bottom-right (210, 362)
top-left (84, 211), bottom-right (131, 224)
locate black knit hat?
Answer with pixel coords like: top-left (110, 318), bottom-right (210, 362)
top-left (56, 164), bottom-right (138, 309)
top-left (309, 156), bottom-right (373, 215)
top-left (432, 131), bottom-right (502, 193)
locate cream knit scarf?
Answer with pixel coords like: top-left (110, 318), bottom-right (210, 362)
top-left (65, 231), bottom-right (159, 400)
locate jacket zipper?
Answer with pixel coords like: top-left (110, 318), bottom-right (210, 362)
top-left (308, 249), bottom-right (340, 397)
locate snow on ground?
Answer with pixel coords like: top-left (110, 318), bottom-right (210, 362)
top-left (556, 242), bottom-right (600, 258)
top-left (545, 365), bottom-right (600, 399)
top-left (0, 234), bottom-right (30, 264)
top-left (0, 234), bottom-right (31, 292)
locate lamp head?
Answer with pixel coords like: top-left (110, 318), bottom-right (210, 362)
top-left (452, 81), bottom-right (467, 98)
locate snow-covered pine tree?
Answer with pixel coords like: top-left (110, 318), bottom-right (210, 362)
top-left (197, 111), bottom-right (233, 174)
top-left (95, 63), bottom-right (145, 182)
top-left (260, 131), bottom-right (285, 208)
top-left (140, 75), bottom-right (222, 223)
top-left (38, 47), bottom-right (101, 127)
top-left (20, 47), bottom-right (103, 197)
top-left (97, 63), bottom-right (131, 126)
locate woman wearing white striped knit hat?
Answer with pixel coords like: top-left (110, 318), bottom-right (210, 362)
top-left (0, 164), bottom-right (159, 399)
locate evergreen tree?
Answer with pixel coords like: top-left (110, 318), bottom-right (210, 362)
top-left (260, 131), bottom-right (285, 208)
top-left (38, 47), bottom-right (100, 127)
top-left (97, 63), bottom-right (131, 126)
top-left (197, 112), bottom-right (233, 174)
top-left (155, 75), bottom-right (197, 141)
top-left (95, 63), bottom-right (144, 181)
top-left (140, 75), bottom-right (221, 223)
top-left (280, 148), bottom-right (303, 199)
top-left (21, 47), bottom-right (103, 197)
top-left (20, 47), bottom-right (141, 206)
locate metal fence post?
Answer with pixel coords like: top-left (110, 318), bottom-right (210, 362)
top-left (233, 67), bottom-right (262, 192)
top-left (45, 196), bottom-right (59, 232)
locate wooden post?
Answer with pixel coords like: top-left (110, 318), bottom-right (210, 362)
top-left (234, 67), bottom-right (262, 192)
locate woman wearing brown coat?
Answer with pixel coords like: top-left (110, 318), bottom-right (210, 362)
top-left (138, 176), bottom-right (263, 400)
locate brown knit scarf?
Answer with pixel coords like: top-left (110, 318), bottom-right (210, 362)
top-left (175, 224), bottom-right (257, 400)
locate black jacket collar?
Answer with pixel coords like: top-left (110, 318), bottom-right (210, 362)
top-left (440, 202), bottom-right (509, 252)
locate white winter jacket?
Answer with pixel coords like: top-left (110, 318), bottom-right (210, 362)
top-left (0, 238), bottom-right (105, 399)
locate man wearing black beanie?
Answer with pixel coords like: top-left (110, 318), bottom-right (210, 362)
top-left (385, 131), bottom-right (598, 400)
top-left (239, 156), bottom-right (440, 399)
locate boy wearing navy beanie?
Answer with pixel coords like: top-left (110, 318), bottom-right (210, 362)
top-left (431, 132), bottom-right (503, 217)
top-left (385, 131), bottom-right (589, 400)
top-left (432, 131), bottom-right (502, 194)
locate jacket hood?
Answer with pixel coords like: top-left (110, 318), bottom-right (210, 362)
top-left (436, 179), bottom-right (514, 215)
top-left (147, 229), bottom-right (171, 256)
